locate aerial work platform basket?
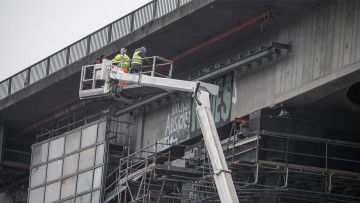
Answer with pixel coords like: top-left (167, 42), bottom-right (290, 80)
top-left (79, 56), bottom-right (173, 102)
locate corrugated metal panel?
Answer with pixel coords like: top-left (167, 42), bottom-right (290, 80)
top-left (90, 27), bottom-right (109, 53)
top-left (49, 49), bottom-right (67, 74)
top-left (69, 38), bottom-right (87, 64)
top-left (180, 0), bottom-right (191, 6)
top-left (111, 15), bottom-right (131, 43)
top-left (0, 80), bottom-right (9, 99)
top-left (156, 0), bottom-right (177, 18)
top-left (133, 3), bottom-right (154, 30)
top-left (10, 69), bottom-right (27, 94)
top-left (30, 60), bottom-right (47, 84)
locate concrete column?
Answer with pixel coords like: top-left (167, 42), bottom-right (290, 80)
top-left (0, 124), bottom-right (4, 164)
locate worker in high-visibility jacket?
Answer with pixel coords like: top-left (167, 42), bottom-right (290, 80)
top-left (112, 53), bottom-right (130, 86)
top-left (112, 53), bottom-right (131, 71)
top-left (130, 46), bottom-right (150, 74)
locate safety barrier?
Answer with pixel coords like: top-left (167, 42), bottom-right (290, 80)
top-left (0, 0), bottom-right (192, 100)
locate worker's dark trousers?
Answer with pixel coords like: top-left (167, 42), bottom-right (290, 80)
top-left (130, 63), bottom-right (141, 74)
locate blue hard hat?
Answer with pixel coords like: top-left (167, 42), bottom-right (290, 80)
top-left (140, 46), bottom-right (147, 53)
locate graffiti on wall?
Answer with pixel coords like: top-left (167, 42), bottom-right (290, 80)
top-left (191, 72), bottom-right (233, 135)
top-left (156, 131), bottom-right (189, 152)
top-left (165, 96), bottom-right (191, 136)
top-left (155, 72), bottom-right (233, 151)
top-left (157, 94), bottom-right (191, 151)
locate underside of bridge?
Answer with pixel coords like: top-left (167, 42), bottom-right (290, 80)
top-left (1, 0), bottom-right (360, 202)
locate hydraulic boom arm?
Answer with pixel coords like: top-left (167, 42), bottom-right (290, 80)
top-left (79, 59), bottom-right (239, 202)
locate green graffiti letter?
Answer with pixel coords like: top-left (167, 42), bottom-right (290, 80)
top-left (221, 73), bottom-right (232, 121)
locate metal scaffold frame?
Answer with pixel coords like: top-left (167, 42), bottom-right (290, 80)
top-left (104, 121), bottom-right (360, 203)
top-left (35, 106), bottom-right (112, 142)
top-left (29, 108), bottom-right (134, 203)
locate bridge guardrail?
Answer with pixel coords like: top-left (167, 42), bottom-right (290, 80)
top-left (0, 0), bottom-right (191, 100)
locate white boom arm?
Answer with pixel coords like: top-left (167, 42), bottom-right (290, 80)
top-left (106, 63), bottom-right (239, 203)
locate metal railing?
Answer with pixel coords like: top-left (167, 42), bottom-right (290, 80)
top-left (0, 0), bottom-right (192, 100)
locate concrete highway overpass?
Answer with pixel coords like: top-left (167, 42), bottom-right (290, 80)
top-left (0, 0), bottom-right (360, 202)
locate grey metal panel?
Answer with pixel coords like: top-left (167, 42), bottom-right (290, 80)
top-left (0, 80), bottom-right (9, 99)
top-left (45, 181), bottom-right (61, 203)
top-left (111, 15), bottom-right (131, 43)
top-left (81, 124), bottom-right (98, 148)
top-left (29, 120), bottom-right (107, 202)
top-left (180, 0), bottom-right (191, 6)
top-left (91, 190), bottom-right (101, 203)
top-left (69, 38), bottom-right (87, 64)
top-left (77, 170), bottom-right (93, 193)
top-left (65, 131), bottom-right (81, 154)
top-left (10, 70), bottom-right (27, 94)
top-left (62, 198), bottom-right (75, 203)
top-left (49, 137), bottom-right (65, 160)
top-left (46, 159), bottom-right (63, 182)
top-left (90, 27), bottom-right (108, 53)
top-left (30, 59), bottom-right (47, 84)
top-left (63, 153), bottom-right (79, 177)
top-left (156, 0), bottom-right (177, 18)
top-left (30, 165), bottom-right (46, 187)
top-left (78, 147), bottom-right (95, 171)
top-left (75, 193), bottom-right (91, 203)
top-left (97, 121), bottom-right (106, 142)
top-left (93, 167), bottom-right (102, 188)
top-left (61, 175), bottom-right (77, 199)
top-left (133, 4), bottom-right (154, 30)
top-left (32, 142), bottom-right (49, 165)
top-left (95, 144), bottom-right (104, 165)
top-left (29, 186), bottom-right (45, 203)
top-left (49, 49), bottom-right (67, 74)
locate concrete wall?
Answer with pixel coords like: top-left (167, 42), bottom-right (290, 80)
top-left (231, 0), bottom-right (360, 119)
top-left (131, 72), bottom-right (234, 152)
top-left (133, 92), bottom-right (192, 152)
top-left (126, 0), bottom-right (360, 153)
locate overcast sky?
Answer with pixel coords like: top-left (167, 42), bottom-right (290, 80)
top-left (0, 0), bottom-right (151, 81)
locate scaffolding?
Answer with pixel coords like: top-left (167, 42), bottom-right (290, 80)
top-left (28, 108), bottom-right (134, 203)
top-left (103, 122), bottom-right (360, 203)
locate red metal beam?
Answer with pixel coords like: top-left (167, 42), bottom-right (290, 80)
top-left (146, 8), bottom-right (274, 72)
top-left (22, 100), bottom-right (87, 133)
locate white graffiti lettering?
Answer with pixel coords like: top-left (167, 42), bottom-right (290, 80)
top-left (156, 131), bottom-right (189, 152)
top-left (165, 98), bottom-right (190, 136)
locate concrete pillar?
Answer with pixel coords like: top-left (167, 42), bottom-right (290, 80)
top-left (0, 124), bottom-right (4, 164)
